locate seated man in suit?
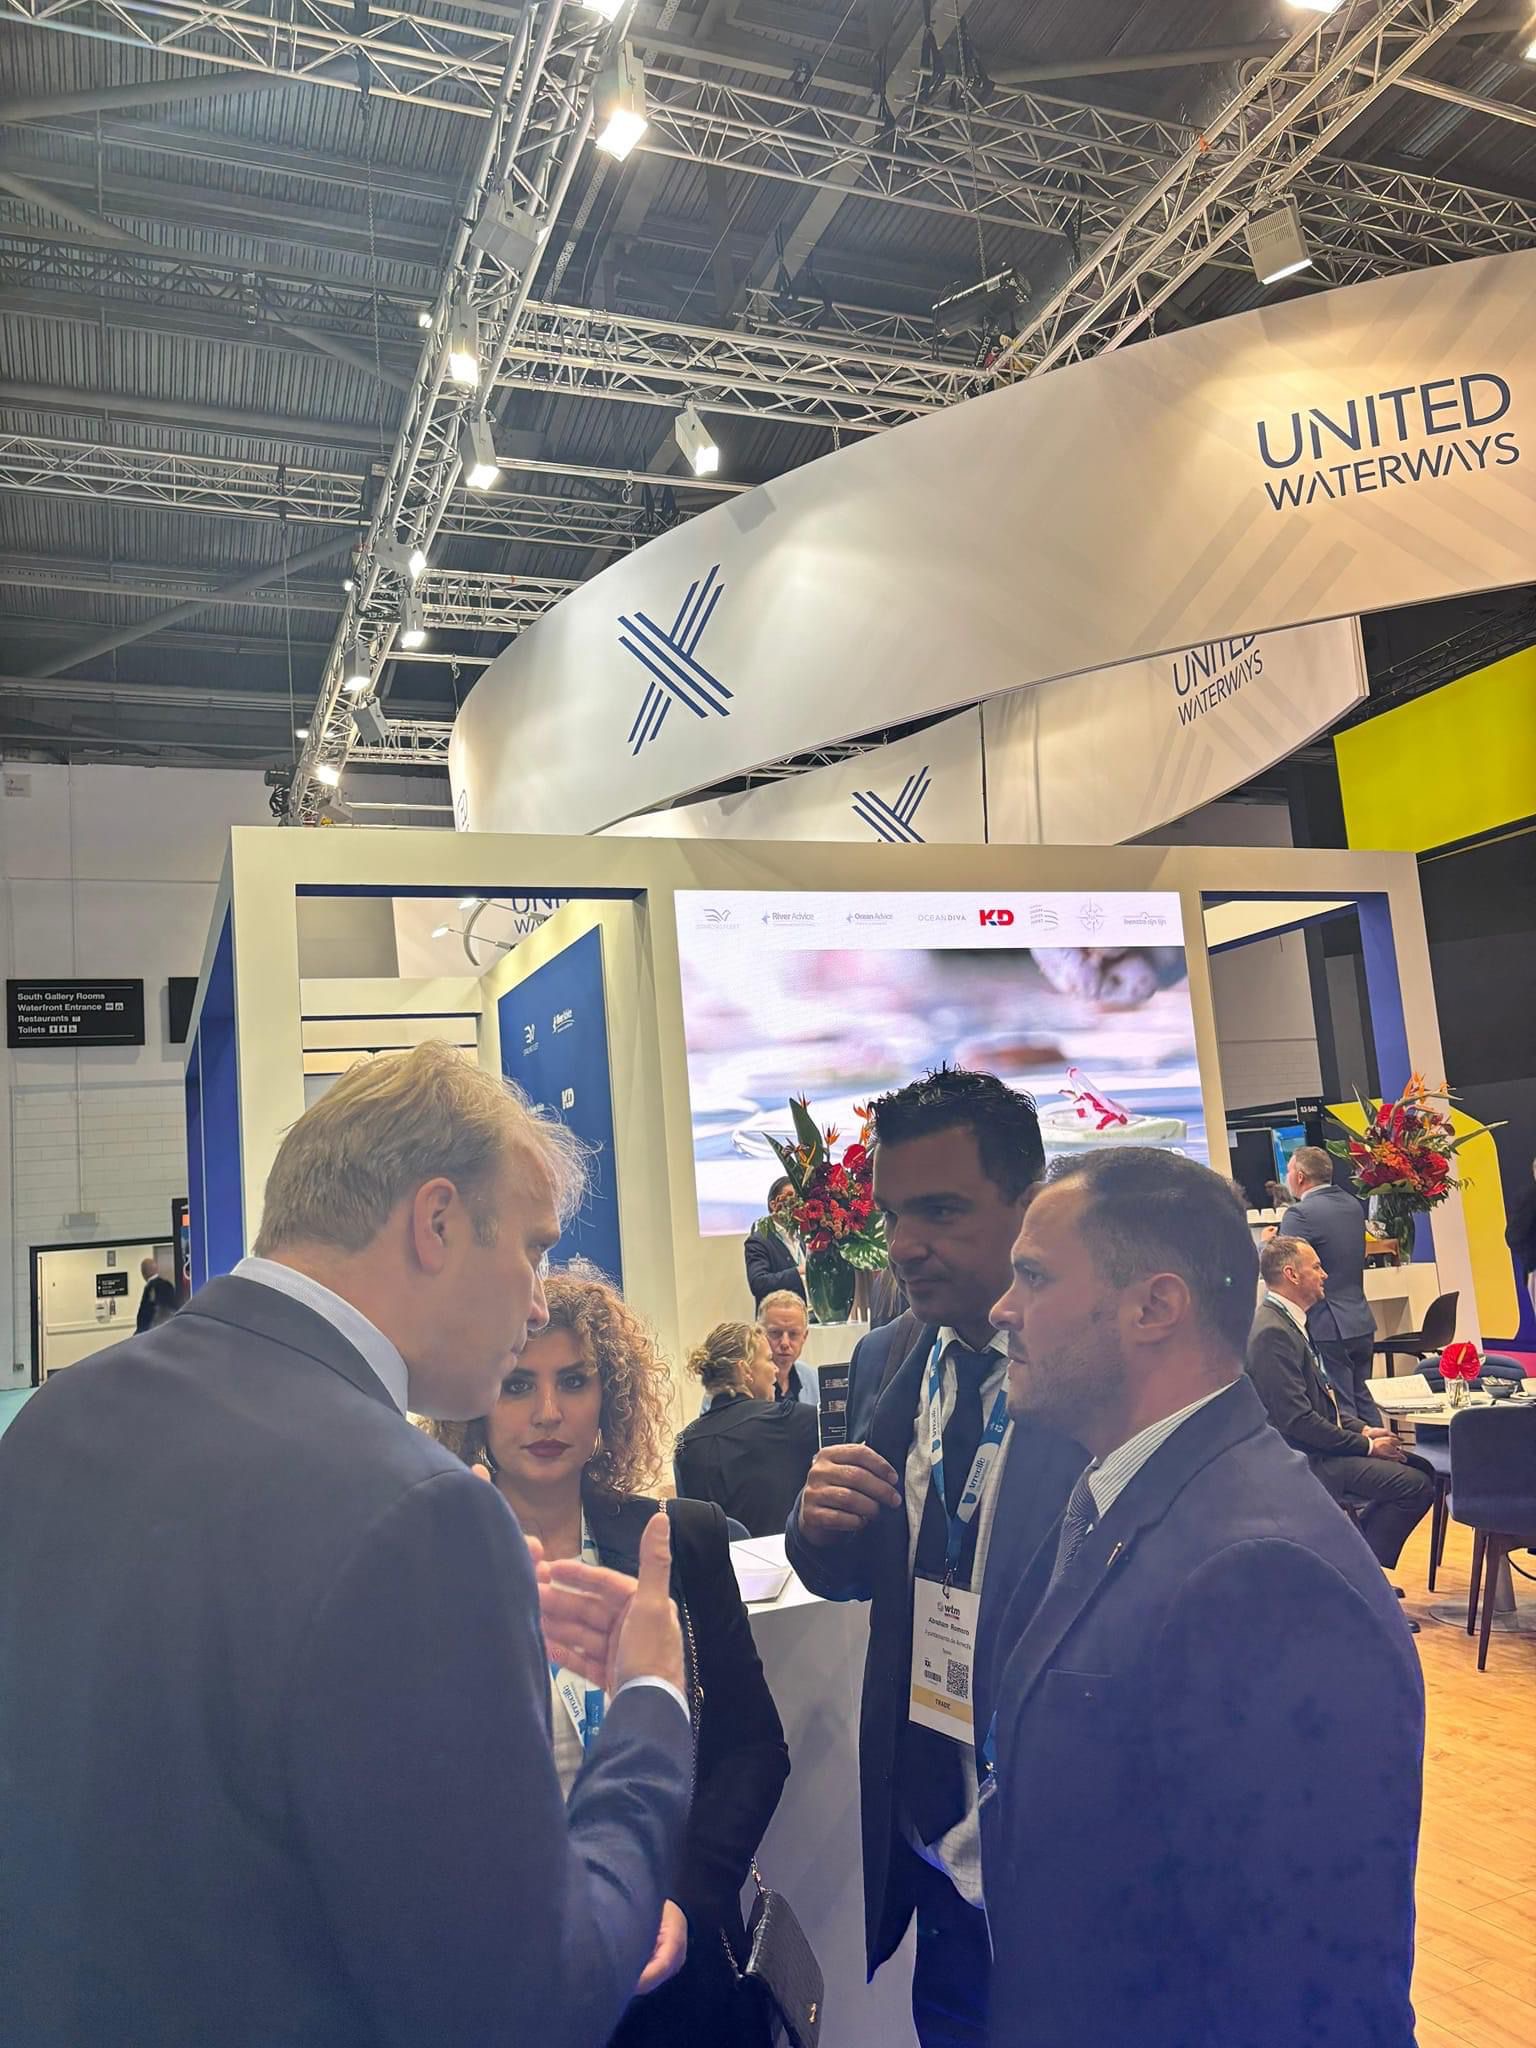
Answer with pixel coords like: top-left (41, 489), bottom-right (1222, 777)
top-left (1279, 1143), bottom-right (1381, 1425)
top-left (983, 1150), bottom-right (1424, 2048)
top-left (786, 1068), bottom-right (1080, 2048)
top-left (759, 1287), bottom-right (815, 1406)
top-left (0, 1042), bottom-right (691, 2048)
top-left (744, 1175), bottom-right (807, 1307)
top-left (1249, 1234), bottom-right (1435, 1594)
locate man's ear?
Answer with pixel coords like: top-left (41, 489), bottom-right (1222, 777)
top-left (409, 1178), bottom-right (458, 1274)
top-left (1132, 1270), bottom-right (1191, 1343)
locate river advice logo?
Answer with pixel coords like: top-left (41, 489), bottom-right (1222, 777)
top-left (1254, 373), bottom-right (1519, 512)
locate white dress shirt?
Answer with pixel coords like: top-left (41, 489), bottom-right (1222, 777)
top-left (1084, 1384), bottom-right (1231, 1523)
top-left (231, 1257), bottom-right (689, 1731)
top-left (903, 1325), bottom-right (1011, 1909)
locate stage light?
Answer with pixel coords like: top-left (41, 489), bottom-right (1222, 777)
top-left (350, 695), bottom-right (392, 747)
top-left (408, 545), bottom-right (428, 579)
top-left (342, 575), bottom-right (354, 592)
top-left (581, 0), bottom-right (623, 19)
top-left (458, 411), bottom-right (501, 490)
top-left (417, 308), bottom-right (433, 329)
top-left (1286, 1), bottom-right (1342, 13)
top-left (1245, 199), bottom-right (1313, 285)
top-left (398, 591), bottom-right (427, 651)
top-left (315, 763), bottom-right (341, 788)
top-left (673, 401), bottom-right (720, 477)
top-left (342, 637), bottom-right (371, 693)
top-left (294, 725), bottom-right (310, 740)
top-left (431, 924), bottom-right (453, 939)
top-left (471, 190), bottom-right (547, 275)
top-left (446, 296), bottom-right (480, 387)
top-left (459, 896), bottom-right (484, 912)
top-left (594, 45), bottom-right (648, 161)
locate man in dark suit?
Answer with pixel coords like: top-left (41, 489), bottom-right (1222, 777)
top-left (744, 1175), bottom-right (807, 1306)
top-left (1249, 1234), bottom-right (1435, 1579)
top-left (785, 1069), bottom-right (1079, 2048)
top-left (984, 1149), bottom-right (1424, 2047)
top-left (1281, 1143), bottom-right (1382, 1424)
top-left (134, 1251), bottom-right (177, 1332)
top-left (0, 1042), bottom-right (692, 2048)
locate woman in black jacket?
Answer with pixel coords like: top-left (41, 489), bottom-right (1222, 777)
top-left (674, 1321), bottom-right (819, 1538)
top-left (438, 1273), bottom-right (788, 2048)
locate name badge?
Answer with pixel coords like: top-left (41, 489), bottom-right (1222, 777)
top-left (910, 1575), bottom-right (979, 1746)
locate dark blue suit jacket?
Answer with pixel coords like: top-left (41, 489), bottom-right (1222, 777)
top-left (983, 1377), bottom-right (1424, 2048)
top-left (1283, 1183), bottom-right (1376, 1343)
top-left (785, 1312), bottom-right (1080, 1975)
top-left (0, 1276), bottom-right (691, 2048)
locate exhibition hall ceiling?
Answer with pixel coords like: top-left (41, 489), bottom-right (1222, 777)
top-left (1, 1), bottom-right (1535, 789)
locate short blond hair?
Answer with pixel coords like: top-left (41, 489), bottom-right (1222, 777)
top-left (254, 1040), bottom-right (584, 1255)
top-left (687, 1320), bottom-right (762, 1395)
top-left (758, 1289), bottom-right (807, 1325)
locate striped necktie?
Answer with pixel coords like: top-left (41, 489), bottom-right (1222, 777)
top-left (1047, 1467), bottom-right (1098, 1591)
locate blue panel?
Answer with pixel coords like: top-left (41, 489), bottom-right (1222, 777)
top-left (497, 928), bottom-right (623, 1286)
top-left (185, 1039), bottom-right (207, 1293)
top-left (196, 912), bottom-right (245, 1282)
top-left (1355, 891), bottom-right (1429, 1261)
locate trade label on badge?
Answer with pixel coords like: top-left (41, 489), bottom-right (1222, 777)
top-left (910, 1578), bottom-right (979, 1744)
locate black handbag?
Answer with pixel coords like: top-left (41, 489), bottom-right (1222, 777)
top-left (731, 1862), bottom-right (824, 2048)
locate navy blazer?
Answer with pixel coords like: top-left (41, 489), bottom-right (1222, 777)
top-left (1282, 1184), bottom-right (1375, 1343)
top-left (983, 1377), bottom-right (1424, 2048)
top-left (0, 1277), bottom-right (691, 2048)
top-left (785, 1312), bottom-right (1080, 1975)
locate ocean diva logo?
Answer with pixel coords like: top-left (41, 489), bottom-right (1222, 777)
top-left (1255, 373), bottom-right (1518, 511)
top-left (1171, 636), bottom-right (1263, 726)
top-left (850, 765), bottom-right (932, 844)
top-left (620, 563), bottom-right (731, 755)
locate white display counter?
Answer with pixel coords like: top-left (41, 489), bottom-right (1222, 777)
top-left (743, 1559), bottom-right (919, 2048)
top-left (1364, 1263), bottom-right (1442, 1337)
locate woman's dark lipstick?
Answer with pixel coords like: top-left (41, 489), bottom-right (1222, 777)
top-left (523, 1439), bottom-right (570, 1460)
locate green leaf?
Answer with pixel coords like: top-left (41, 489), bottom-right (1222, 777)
top-left (788, 1096), bottom-right (824, 1164)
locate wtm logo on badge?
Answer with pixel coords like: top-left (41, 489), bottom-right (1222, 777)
top-left (619, 563), bottom-right (731, 755)
top-left (1255, 373), bottom-right (1519, 511)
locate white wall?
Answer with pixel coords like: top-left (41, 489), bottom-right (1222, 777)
top-left (1207, 930), bottom-right (1323, 1112)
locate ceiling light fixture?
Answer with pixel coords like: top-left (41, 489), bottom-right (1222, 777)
top-left (417, 308), bottom-right (433, 329)
top-left (445, 295), bottom-right (480, 388)
top-left (315, 763), bottom-right (341, 788)
top-left (673, 400), bottom-right (720, 477)
top-left (470, 190), bottom-right (548, 276)
top-left (459, 896), bottom-right (484, 912)
top-left (581, 0), bottom-right (624, 19)
top-left (458, 411), bottom-right (502, 491)
top-left (594, 45), bottom-right (648, 161)
top-left (1245, 198), bottom-right (1313, 285)
top-left (398, 591), bottom-right (428, 652)
top-left (350, 696), bottom-right (392, 748)
top-left (342, 637), bottom-right (371, 693)
top-left (294, 725), bottom-right (310, 739)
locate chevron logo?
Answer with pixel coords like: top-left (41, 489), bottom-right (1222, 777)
top-left (850, 765), bottom-right (931, 843)
top-left (620, 563), bottom-right (732, 755)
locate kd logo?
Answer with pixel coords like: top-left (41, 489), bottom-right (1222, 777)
top-left (978, 908), bottom-right (1015, 927)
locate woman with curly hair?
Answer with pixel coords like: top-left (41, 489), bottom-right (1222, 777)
top-left (674, 1320), bottom-right (819, 1538)
top-left (440, 1270), bottom-right (788, 2048)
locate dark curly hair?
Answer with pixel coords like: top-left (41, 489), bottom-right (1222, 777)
top-left (867, 1066), bottom-right (1044, 1201)
top-left (433, 1266), bottom-right (673, 1501)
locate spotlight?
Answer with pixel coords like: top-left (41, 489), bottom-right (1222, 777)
top-left (470, 189), bottom-right (547, 275)
top-left (398, 591), bottom-right (428, 652)
top-left (1286, 1), bottom-right (1342, 12)
top-left (408, 545), bottom-right (428, 579)
top-left (342, 575), bottom-right (355, 592)
top-left (378, 537), bottom-right (428, 579)
top-left (1245, 198), bottom-right (1313, 285)
top-left (459, 896), bottom-right (484, 912)
top-left (315, 763), bottom-right (342, 788)
top-left (581, 0), bottom-right (623, 18)
top-left (350, 695), bottom-right (393, 748)
top-left (417, 308), bottom-right (433, 329)
top-left (432, 924), bottom-right (453, 939)
top-left (594, 45), bottom-right (648, 161)
top-left (446, 295), bottom-right (480, 388)
top-left (458, 411), bottom-right (501, 491)
top-left (294, 725), bottom-right (310, 740)
top-left (342, 636), bottom-right (371, 693)
top-left (673, 400), bottom-right (719, 478)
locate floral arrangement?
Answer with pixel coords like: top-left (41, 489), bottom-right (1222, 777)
top-left (1438, 1339), bottom-right (1481, 1408)
top-left (765, 1097), bottom-right (887, 1325)
top-left (1327, 1075), bottom-right (1501, 1263)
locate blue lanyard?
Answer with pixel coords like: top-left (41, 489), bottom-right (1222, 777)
top-left (550, 1518), bottom-right (606, 1752)
top-left (925, 1336), bottom-right (1012, 1586)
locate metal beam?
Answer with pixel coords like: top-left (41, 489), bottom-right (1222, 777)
top-left (0, 58), bottom-right (347, 124)
top-left (989, 0), bottom-right (1484, 379)
top-left (33, 533), bottom-right (354, 677)
top-left (0, 551), bottom-right (345, 610)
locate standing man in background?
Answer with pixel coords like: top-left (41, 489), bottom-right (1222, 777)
top-left (1280, 1143), bottom-right (1382, 1425)
top-left (745, 1174), bottom-right (807, 1307)
top-left (786, 1069), bottom-right (1080, 2048)
top-left (0, 1043), bottom-right (691, 2048)
top-left (134, 1252), bottom-right (177, 1333)
top-left (984, 1151), bottom-right (1423, 2047)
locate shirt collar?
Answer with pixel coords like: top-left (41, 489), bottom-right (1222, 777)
top-left (1264, 1289), bottom-right (1310, 1335)
top-left (233, 1256), bottom-right (411, 1414)
top-left (1083, 1384), bottom-right (1230, 1523)
top-left (937, 1326), bottom-right (1009, 1380)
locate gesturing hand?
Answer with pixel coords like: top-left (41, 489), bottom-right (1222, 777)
top-left (635, 1901), bottom-right (689, 1995)
top-left (536, 1509), bottom-right (685, 1697)
top-left (798, 1442), bottom-right (903, 1547)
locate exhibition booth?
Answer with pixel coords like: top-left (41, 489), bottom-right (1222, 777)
top-left (183, 826), bottom-right (1486, 2045)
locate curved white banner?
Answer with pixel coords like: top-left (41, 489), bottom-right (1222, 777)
top-left (453, 252), bottom-right (1536, 836)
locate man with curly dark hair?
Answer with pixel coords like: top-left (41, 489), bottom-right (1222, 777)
top-left (786, 1067), bottom-right (1081, 2048)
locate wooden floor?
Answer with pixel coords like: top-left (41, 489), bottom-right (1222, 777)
top-left (1400, 1516), bottom-right (1536, 2047)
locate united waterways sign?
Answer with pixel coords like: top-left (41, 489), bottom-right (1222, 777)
top-left (452, 252), bottom-right (1536, 838)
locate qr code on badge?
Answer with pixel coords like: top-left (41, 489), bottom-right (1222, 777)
top-left (945, 1659), bottom-right (970, 1703)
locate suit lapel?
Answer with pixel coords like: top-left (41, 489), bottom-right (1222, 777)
top-left (182, 1275), bottom-right (399, 1413)
top-left (996, 1380), bottom-right (1269, 1716)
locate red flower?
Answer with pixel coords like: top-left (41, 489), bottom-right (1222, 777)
top-left (800, 1199), bottom-right (825, 1225)
top-left (808, 1231), bottom-right (832, 1255)
top-left (843, 1143), bottom-right (868, 1170)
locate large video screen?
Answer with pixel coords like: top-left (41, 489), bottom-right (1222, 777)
top-left (675, 890), bottom-right (1208, 1236)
